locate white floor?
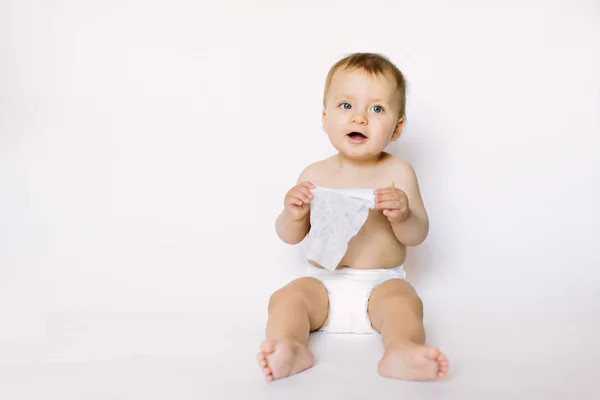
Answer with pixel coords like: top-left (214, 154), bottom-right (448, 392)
top-left (0, 309), bottom-right (597, 400)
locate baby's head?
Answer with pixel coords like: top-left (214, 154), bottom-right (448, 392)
top-left (321, 53), bottom-right (407, 161)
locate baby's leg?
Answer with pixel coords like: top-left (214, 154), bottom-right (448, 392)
top-left (368, 279), bottom-right (449, 381)
top-left (257, 277), bottom-right (328, 382)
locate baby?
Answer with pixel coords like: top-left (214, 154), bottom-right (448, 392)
top-left (257, 53), bottom-right (449, 382)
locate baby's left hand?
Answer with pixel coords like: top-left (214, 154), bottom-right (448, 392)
top-left (374, 184), bottom-right (410, 223)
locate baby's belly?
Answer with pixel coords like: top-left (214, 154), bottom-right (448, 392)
top-left (309, 213), bottom-right (407, 270)
top-left (340, 236), bottom-right (406, 270)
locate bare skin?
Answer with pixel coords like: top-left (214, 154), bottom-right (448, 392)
top-left (258, 66), bottom-right (449, 381)
top-left (257, 277), bottom-right (328, 382)
top-left (368, 278), bottom-right (449, 380)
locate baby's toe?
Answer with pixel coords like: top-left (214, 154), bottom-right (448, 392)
top-left (264, 368), bottom-right (274, 381)
top-left (257, 352), bottom-right (268, 367)
top-left (438, 364), bottom-right (449, 377)
top-left (424, 346), bottom-right (440, 360)
top-left (260, 340), bottom-right (275, 353)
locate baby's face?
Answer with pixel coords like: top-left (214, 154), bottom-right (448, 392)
top-left (322, 68), bottom-right (404, 160)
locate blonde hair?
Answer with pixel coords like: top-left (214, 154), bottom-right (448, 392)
top-left (323, 52), bottom-right (407, 118)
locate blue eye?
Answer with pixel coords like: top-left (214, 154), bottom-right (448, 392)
top-left (372, 105), bottom-right (384, 113)
top-left (340, 102), bottom-right (351, 110)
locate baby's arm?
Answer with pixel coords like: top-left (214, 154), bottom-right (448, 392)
top-left (275, 203), bottom-right (310, 244)
top-left (389, 163), bottom-right (429, 246)
top-left (275, 166), bottom-right (316, 245)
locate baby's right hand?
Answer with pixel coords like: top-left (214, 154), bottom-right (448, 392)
top-left (284, 181), bottom-right (315, 221)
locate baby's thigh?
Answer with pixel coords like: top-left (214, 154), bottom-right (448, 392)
top-left (269, 277), bottom-right (329, 330)
top-left (367, 279), bottom-right (424, 329)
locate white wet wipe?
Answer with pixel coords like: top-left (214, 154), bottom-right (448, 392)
top-left (303, 186), bottom-right (375, 271)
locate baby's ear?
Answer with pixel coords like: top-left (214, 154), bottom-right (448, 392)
top-left (391, 116), bottom-right (406, 141)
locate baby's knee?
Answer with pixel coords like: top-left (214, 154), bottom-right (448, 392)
top-left (373, 280), bottom-right (424, 315)
top-left (268, 278), bottom-right (315, 310)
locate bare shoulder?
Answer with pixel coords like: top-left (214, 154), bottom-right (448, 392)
top-left (382, 153), bottom-right (418, 181)
top-left (297, 156), bottom-right (335, 184)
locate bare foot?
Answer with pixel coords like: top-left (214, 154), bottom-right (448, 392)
top-left (378, 343), bottom-right (449, 381)
top-left (256, 339), bottom-right (314, 382)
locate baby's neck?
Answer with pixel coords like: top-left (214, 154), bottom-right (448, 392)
top-left (335, 152), bottom-right (388, 170)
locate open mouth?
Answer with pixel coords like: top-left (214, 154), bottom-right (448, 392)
top-left (347, 131), bottom-right (368, 143)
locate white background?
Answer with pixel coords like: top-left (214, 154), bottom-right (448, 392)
top-left (1, 0), bottom-right (599, 398)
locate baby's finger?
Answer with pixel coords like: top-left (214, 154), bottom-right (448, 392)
top-left (374, 187), bottom-right (397, 196)
top-left (286, 194), bottom-right (305, 207)
top-left (375, 200), bottom-right (405, 210)
top-left (298, 181), bottom-right (316, 190)
top-left (293, 186), bottom-right (313, 203)
top-left (384, 209), bottom-right (402, 218)
top-left (289, 189), bottom-right (311, 205)
top-left (375, 192), bottom-right (402, 202)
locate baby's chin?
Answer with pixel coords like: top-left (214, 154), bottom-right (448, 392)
top-left (337, 148), bottom-right (383, 162)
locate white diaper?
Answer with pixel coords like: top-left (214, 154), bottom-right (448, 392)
top-left (306, 263), bottom-right (407, 334)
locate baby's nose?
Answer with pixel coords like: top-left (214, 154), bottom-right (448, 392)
top-left (351, 112), bottom-right (368, 125)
